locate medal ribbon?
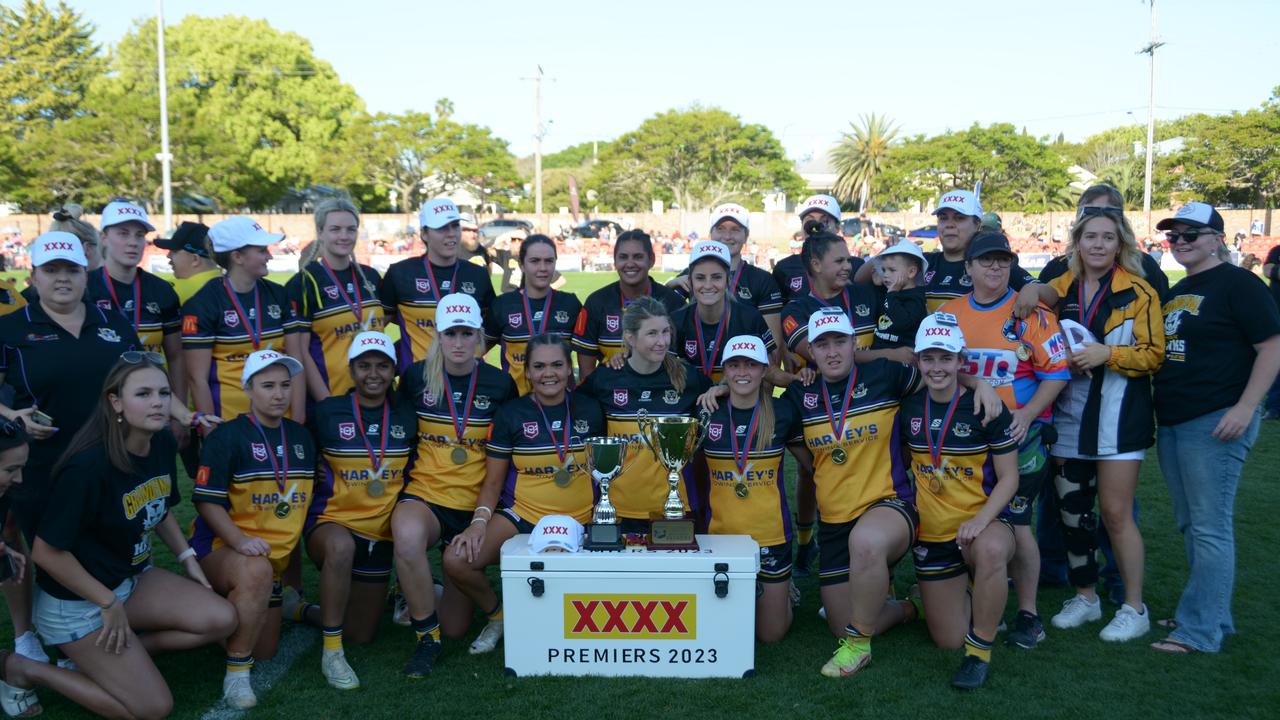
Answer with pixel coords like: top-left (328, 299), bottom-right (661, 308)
top-left (694, 303), bottom-right (730, 378)
top-left (1076, 268), bottom-right (1113, 330)
top-left (729, 404), bottom-right (761, 477)
top-left (349, 395), bottom-right (390, 474)
top-left (924, 387), bottom-right (963, 471)
top-left (248, 414), bottom-right (289, 496)
top-left (821, 367), bottom-right (859, 445)
top-left (423, 258), bottom-right (460, 301)
top-left (222, 278), bottom-right (263, 349)
top-left (729, 260), bottom-right (745, 295)
top-left (619, 279), bottom-right (653, 308)
top-left (811, 287), bottom-right (852, 314)
top-left (533, 397), bottom-right (571, 464)
top-left (320, 258), bottom-right (364, 324)
top-left (443, 366), bottom-right (479, 445)
top-left (101, 268), bottom-right (141, 330)
top-left (520, 289), bottom-right (554, 335)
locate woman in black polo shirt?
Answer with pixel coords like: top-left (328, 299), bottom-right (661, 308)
top-left (1151, 203), bottom-right (1280, 654)
top-left (24, 355), bottom-right (235, 719)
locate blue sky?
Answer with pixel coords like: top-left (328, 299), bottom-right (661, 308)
top-left (58, 0), bottom-right (1280, 160)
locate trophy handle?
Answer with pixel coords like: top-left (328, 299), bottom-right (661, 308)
top-left (615, 439), bottom-right (639, 477)
top-left (634, 410), bottom-right (661, 464)
top-left (692, 407), bottom-right (712, 453)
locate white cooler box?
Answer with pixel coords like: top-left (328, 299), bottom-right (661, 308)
top-left (500, 534), bottom-right (759, 678)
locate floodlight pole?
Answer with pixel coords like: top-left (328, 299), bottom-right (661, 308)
top-left (156, 0), bottom-right (173, 234)
top-left (1139, 0), bottom-right (1164, 232)
top-left (534, 65), bottom-right (543, 218)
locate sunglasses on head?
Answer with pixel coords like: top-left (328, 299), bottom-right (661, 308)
top-left (1078, 206), bottom-right (1124, 219)
top-left (121, 351), bottom-right (165, 365)
top-left (1166, 229), bottom-right (1219, 245)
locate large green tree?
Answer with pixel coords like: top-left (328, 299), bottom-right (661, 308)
top-left (592, 107), bottom-right (805, 212)
top-left (0, 0), bottom-right (103, 135)
top-left (830, 113), bottom-right (899, 211)
top-left (1171, 99), bottom-right (1280, 209)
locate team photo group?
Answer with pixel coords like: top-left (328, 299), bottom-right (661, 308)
top-left (0, 181), bottom-right (1274, 718)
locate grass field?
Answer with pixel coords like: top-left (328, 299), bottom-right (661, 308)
top-left (14, 268), bottom-right (1277, 720)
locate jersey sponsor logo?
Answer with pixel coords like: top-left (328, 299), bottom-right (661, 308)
top-left (782, 316), bottom-right (799, 335)
top-left (910, 417), bottom-right (922, 434)
top-left (324, 285), bottom-right (340, 300)
top-left (663, 389), bottom-right (680, 405)
top-left (554, 309), bottom-right (570, 324)
top-left (474, 395), bottom-right (491, 410)
top-left (95, 298), bottom-right (112, 311)
top-left (25, 333), bottom-right (59, 342)
top-left (390, 424), bottom-right (406, 439)
top-left (224, 309), bottom-right (240, 327)
top-left (523, 421), bottom-right (540, 439)
top-left (684, 340), bottom-right (698, 357)
top-left (267, 304), bottom-right (281, 320)
top-left (195, 465), bottom-right (210, 486)
top-left (564, 594), bottom-right (696, 640)
top-left (953, 422), bottom-right (971, 438)
top-left (1042, 334), bottom-right (1067, 363)
top-left (737, 287), bottom-right (751, 300)
top-left (803, 392), bottom-right (818, 409)
top-left (145, 302), bottom-right (160, 315)
top-left (97, 327), bottom-right (121, 343)
top-left (708, 423), bottom-right (723, 441)
top-left (613, 389), bottom-right (628, 407)
top-left (415, 278), bottom-right (430, 294)
top-left (251, 442), bottom-right (268, 462)
top-left (460, 281), bottom-right (476, 294)
top-left (508, 313), bottom-right (523, 328)
top-left (789, 276), bottom-right (803, 291)
top-left (960, 349), bottom-right (1017, 387)
top-left (293, 444), bottom-right (305, 459)
top-left (854, 304), bottom-right (871, 317)
top-left (573, 418), bottom-right (590, 434)
top-left (605, 314), bottom-right (620, 333)
top-left (338, 422), bottom-right (357, 440)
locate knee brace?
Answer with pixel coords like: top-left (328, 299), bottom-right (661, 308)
top-left (1053, 460), bottom-right (1099, 586)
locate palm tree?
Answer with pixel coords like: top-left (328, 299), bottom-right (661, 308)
top-left (830, 113), bottom-right (900, 211)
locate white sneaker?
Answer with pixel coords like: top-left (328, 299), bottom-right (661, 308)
top-left (13, 633), bottom-right (47, 664)
top-left (56, 657), bottom-right (77, 671)
top-left (818, 605), bottom-right (827, 621)
top-left (392, 592), bottom-right (411, 627)
top-left (468, 621), bottom-right (504, 655)
top-left (321, 650), bottom-right (360, 690)
top-left (1051, 593), bottom-right (1103, 629)
top-left (1099, 603), bottom-right (1151, 642)
top-left (222, 672), bottom-right (257, 709)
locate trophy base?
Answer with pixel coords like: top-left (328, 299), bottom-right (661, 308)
top-left (647, 517), bottom-right (699, 551)
top-left (583, 523), bottom-right (625, 552)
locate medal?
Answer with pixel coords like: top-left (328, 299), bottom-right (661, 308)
top-left (734, 482), bottom-right (749, 499)
top-left (274, 501), bottom-right (291, 519)
top-left (350, 395), bottom-right (392, 497)
top-left (728, 403), bottom-right (760, 500)
top-left (249, 414), bottom-right (291, 518)
top-left (367, 479), bottom-right (385, 498)
top-left (553, 469), bottom-right (572, 487)
top-left (534, 397), bottom-right (575, 488)
top-left (924, 387), bottom-right (963, 496)
top-left (928, 476), bottom-right (942, 494)
top-left (443, 365), bottom-right (479, 467)
top-left (822, 370), bottom-right (858, 469)
top-left (1015, 343), bottom-right (1031, 361)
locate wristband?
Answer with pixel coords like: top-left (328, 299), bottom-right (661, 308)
top-left (474, 505), bottom-right (493, 516)
top-left (471, 517), bottom-right (488, 525)
top-left (177, 547), bottom-right (197, 563)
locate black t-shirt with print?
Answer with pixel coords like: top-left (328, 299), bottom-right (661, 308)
top-left (36, 432), bottom-right (181, 600)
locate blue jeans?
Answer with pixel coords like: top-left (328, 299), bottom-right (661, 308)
top-left (1156, 407), bottom-right (1261, 653)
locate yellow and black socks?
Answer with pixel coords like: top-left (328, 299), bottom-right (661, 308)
top-left (412, 612), bottom-right (441, 643)
top-left (486, 602), bottom-right (503, 623)
top-left (797, 522), bottom-right (815, 548)
top-left (226, 654), bottom-right (254, 676)
top-left (964, 629), bottom-right (993, 663)
top-left (844, 624), bottom-right (871, 652)
top-left (322, 626), bottom-right (343, 653)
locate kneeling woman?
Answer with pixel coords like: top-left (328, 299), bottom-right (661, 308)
top-left (702, 336), bottom-right (803, 642)
top-left (294, 331), bottom-right (415, 691)
top-left (445, 335), bottom-right (605, 650)
top-left (900, 314), bottom-right (1018, 690)
top-left (391, 294), bottom-right (516, 676)
top-left (191, 351), bottom-right (316, 710)
top-left (24, 355), bottom-right (235, 720)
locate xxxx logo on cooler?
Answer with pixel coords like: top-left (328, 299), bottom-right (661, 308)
top-left (563, 594), bottom-right (696, 640)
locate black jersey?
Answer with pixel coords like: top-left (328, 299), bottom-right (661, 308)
top-left (870, 286), bottom-right (929, 349)
top-left (670, 299), bottom-right (775, 382)
top-left (484, 289), bottom-right (582, 394)
top-left (85, 267), bottom-right (181, 356)
top-left (378, 256), bottom-right (495, 369)
top-left (780, 284), bottom-right (880, 353)
top-left (572, 278), bottom-right (686, 363)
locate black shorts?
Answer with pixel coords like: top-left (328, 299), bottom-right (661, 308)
top-left (913, 520), bottom-right (1014, 582)
top-left (398, 496), bottom-right (472, 545)
top-left (758, 542), bottom-right (793, 584)
top-left (817, 497), bottom-right (919, 587)
top-left (497, 508), bottom-right (536, 534)
top-left (304, 524), bottom-right (393, 584)
top-left (269, 580), bottom-right (284, 609)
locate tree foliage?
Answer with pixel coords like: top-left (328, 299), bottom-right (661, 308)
top-left (1170, 101), bottom-right (1280, 208)
top-left (830, 113), bottom-right (899, 210)
top-left (0, 0), bottom-right (103, 135)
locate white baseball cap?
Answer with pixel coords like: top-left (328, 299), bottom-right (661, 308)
top-left (419, 198), bottom-right (461, 230)
top-left (529, 514), bottom-right (583, 553)
top-left (459, 212), bottom-right (478, 230)
top-left (100, 201), bottom-right (155, 232)
top-left (688, 240), bottom-right (732, 269)
top-left (877, 239), bottom-right (929, 276)
top-left (933, 189), bottom-right (983, 218)
top-left (241, 349), bottom-right (303, 387)
top-left (808, 308), bottom-right (855, 341)
top-left (722, 335), bottom-right (769, 365)
top-left (798, 194), bottom-right (842, 223)
top-left (209, 216), bottom-right (285, 253)
top-left (347, 330), bottom-right (397, 363)
top-left (709, 203), bottom-right (750, 232)
top-left (914, 312), bottom-right (966, 353)
top-left (1155, 201), bottom-right (1225, 233)
top-left (435, 293), bottom-right (482, 330)
top-left (31, 231), bottom-right (88, 267)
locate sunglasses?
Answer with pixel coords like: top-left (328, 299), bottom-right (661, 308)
top-left (1078, 206), bottom-right (1124, 219)
top-left (973, 255), bottom-right (1013, 268)
top-left (0, 418), bottom-right (25, 438)
top-left (1166, 229), bottom-right (1219, 245)
top-left (121, 351), bottom-right (165, 365)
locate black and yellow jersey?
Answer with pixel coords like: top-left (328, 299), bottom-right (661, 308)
top-left (486, 394), bottom-right (606, 524)
top-left (483, 289), bottom-right (582, 394)
top-left (171, 270), bottom-right (222, 306)
top-left (378, 256), bottom-right (495, 369)
top-left (286, 260), bottom-right (386, 396)
top-left (573, 359), bottom-right (713, 520)
top-left (86, 267), bottom-right (181, 356)
top-left (780, 359), bottom-right (918, 524)
top-left (898, 388), bottom-right (1016, 542)
top-left (571, 279), bottom-right (685, 363)
top-left (397, 361), bottom-right (516, 511)
top-left (190, 414), bottom-right (317, 577)
top-left (673, 261), bottom-right (784, 315)
top-left (670, 299), bottom-right (776, 382)
top-left (0, 277), bottom-right (27, 316)
top-left (780, 284), bottom-right (879, 355)
top-left (180, 278), bottom-right (302, 418)
top-left (305, 394), bottom-right (417, 542)
top-left (702, 398), bottom-right (799, 547)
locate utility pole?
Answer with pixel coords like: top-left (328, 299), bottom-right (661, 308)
top-left (1139, 0), bottom-right (1164, 231)
top-left (155, 0), bottom-right (173, 234)
top-left (534, 65), bottom-right (543, 217)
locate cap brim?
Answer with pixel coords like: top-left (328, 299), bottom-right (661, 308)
top-left (1155, 218), bottom-right (1214, 231)
top-left (103, 218), bottom-right (157, 232)
top-left (423, 216), bottom-right (462, 230)
top-left (710, 214), bottom-right (748, 231)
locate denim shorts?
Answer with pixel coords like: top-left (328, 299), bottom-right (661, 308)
top-left (34, 575), bottom-right (137, 647)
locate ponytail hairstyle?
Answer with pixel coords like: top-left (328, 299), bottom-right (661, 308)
top-left (621, 296), bottom-right (685, 394)
top-left (48, 203), bottom-right (98, 249)
top-left (522, 332), bottom-right (574, 392)
top-left (51, 355), bottom-right (168, 478)
top-left (751, 382), bottom-right (776, 453)
top-left (0, 418), bottom-right (29, 455)
top-left (312, 197), bottom-right (374, 299)
top-left (801, 230), bottom-right (845, 277)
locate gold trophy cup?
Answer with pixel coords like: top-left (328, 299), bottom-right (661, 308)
top-left (636, 410), bottom-right (709, 550)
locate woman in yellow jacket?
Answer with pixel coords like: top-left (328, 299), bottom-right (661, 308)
top-left (1044, 207), bottom-right (1164, 643)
